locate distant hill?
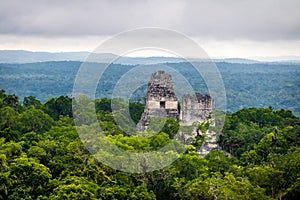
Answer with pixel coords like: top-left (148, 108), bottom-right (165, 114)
top-left (0, 61), bottom-right (299, 116)
top-left (1, 50), bottom-right (300, 65)
top-left (252, 55), bottom-right (300, 63)
top-left (221, 58), bottom-right (259, 64)
top-left (0, 50), bottom-right (188, 64)
top-left (0, 50), bottom-right (90, 63)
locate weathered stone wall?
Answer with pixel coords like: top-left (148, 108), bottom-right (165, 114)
top-left (197, 130), bottom-right (220, 156)
top-left (137, 71), bottom-right (217, 156)
top-left (165, 101), bottom-right (178, 109)
top-left (179, 92), bottom-right (217, 156)
top-left (146, 100), bottom-right (177, 109)
top-left (137, 71), bottom-right (179, 131)
top-left (180, 93), bottom-right (213, 125)
top-left (146, 71), bottom-right (177, 101)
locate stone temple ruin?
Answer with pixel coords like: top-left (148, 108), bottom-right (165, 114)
top-left (137, 71), bottom-right (217, 155)
top-left (137, 71), bottom-right (179, 131)
top-left (180, 93), bottom-right (213, 125)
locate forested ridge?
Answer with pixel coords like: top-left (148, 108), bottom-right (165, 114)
top-left (0, 90), bottom-right (299, 199)
top-left (1, 61), bottom-right (299, 116)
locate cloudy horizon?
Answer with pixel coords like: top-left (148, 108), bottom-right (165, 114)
top-left (0, 0), bottom-right (300, 58)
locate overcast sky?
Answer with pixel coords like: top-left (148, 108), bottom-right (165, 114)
top-left (0, 0), bottom-right (300, 58)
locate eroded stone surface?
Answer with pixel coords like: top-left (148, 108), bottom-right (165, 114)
top-left (137, 71), bottom-right (179, 131)
top-left (137, 70), bottom-right (218, 156)
top-left (180, 93), bottom-right (213, 125)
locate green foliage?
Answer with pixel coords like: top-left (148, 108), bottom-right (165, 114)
top-left (0, 106), bottom-right (19, 131)
top-left (173, 153), bottom-right (208, 181)
top-left (7, 154), bottom-right (52, 199)
top-left (23, 96), bottom-right (41, 108)
top-left (161, 118), bottom-right (180, 138)
top-left (205, 150), bottom-right (239, 175)
top-left (220, 107), bottom-right (300, 158)
top-left (3, 94), bottom-right (19, 110)
top-left (0, 106), bottom-right (21, 141)
top-left (107, 134), bottom-right (151, 152)
top-left (44, 96), bottom-right (72, 120)
top-left (1, 61), bottom-right (300, 116)
top-left (129, 101), bottom-right (145, 124)
top-left (0, 92), bottom-right (299, 199)
top-left (150, 132), bottom-right (171, 150)
top-left (246, 165), bottom-right (284, 198)
top-left (19, 108), bottom-right (54, 133)
top-left (95, 98), bottom-right (112, 112)
top-left (0, 138), bottom-right (23, 159)
top-left (49, 176), bottom-right (99, 200)
top-left (129, 184), bottom-right (156, 200)
top-left (174, 172), bottom-right (270, 200)
top-left (284, 177), bottom-right (300, 199)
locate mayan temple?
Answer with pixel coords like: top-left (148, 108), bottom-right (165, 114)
top-left (180, 93), bottom-right (213, 125)
top-left (137, 71), bottom-right (218, 155)
top-left (137, 71), bottom-right (179, 131)
top-left (179, 92), bottom-right (218, 156)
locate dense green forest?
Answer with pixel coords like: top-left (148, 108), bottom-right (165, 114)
top-left (0, 61), bottom-right (299, 116)
top-left (0, 90), bottom-right (299, 199)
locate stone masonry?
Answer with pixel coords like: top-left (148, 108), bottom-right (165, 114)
top-left (137, 70), bottom-right (217, 156)
top-left (137, 71), bottom-right (179, 131)
top-left (180, 93), bottom-right (213, 125)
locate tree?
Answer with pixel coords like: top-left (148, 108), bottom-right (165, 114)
top-left (161, 118), bottom-right (180, 138)
top-left (284, 177), bottom-right (300, 199)
top-left (95, 98), bottom-right (112, 112)
top-left (150, 132), bottom-right (171, 150)
top-left (23, 96), bottom-right (42, 108)
top-left (48, 176), bottom-right (99, 200)
top-left (0, 106), bottom-right (20, 141)
top-left (27, 146), bottom-right (47, 164)
top-left (129, 101), bottom-right (145, 124)
top-left (0, 154), bottom-right (9, 200)
top-left (246, 165), bottom-right (284, 198)
top-left (205, 150), bottom-right (238, 174)
top-left (174, 172), bottom-right (270, 200)
top-left (19, 108), bottom-right (54, 133)
top-left (129, 184), bottom-right (156, 200)
top-left (3, 94), bottom-right (19, 110)
top-left (172, 151), bottom-right (208, 181)
top-left (0, 90), bottom-right (6, 108)
top-left (44, 96), bottom-right (72, 120)
top-left (0, 138), bottom-right (23, 159)
top-left (0, 106), bottom-right (19, 131)
top-left (7, 154), bottom-right (51, 199)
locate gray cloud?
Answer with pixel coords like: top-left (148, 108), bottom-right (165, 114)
top-left (0, 0), bottom-right (300, 41)
top-left (181, 0), bottom-right (300, 40)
